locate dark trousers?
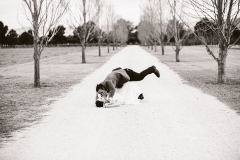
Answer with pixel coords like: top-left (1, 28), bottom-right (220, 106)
top-left (124, 67), bottom-right (153, 81)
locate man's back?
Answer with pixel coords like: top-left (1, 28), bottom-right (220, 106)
top-left (103, 69), bottom-right (130, 87)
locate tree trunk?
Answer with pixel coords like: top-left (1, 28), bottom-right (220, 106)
top-left (98, 42), bottom-right (101, 56)
top-left (108, 43), bottom-right (109, 53)
top-left (33, 1), bottom-right (40, 88)
top-left (176, 45), bottom-right (180, 62)
top-left (33, 38), bottom-right (40, 87)
top-left (33, 45), bottom-right (40, 87)
top-left (217, 45), bottom-right (227, 83)
top-left (161, 44), bottom-right (164, 55)
top-left (82, 0), bottom-right (86, 63)
top-left (33, 28), bottom-right (40, 87)
top-left (154, 41), bottom-right (157, 52)
top-left (82, 45), bottom-right (86, 63)
top-left (113, 43), bottom-right (115, 50)
top-left (34, 58), bottom-right (40, 87)
top-left (151, 45), bottom-right (153, 50)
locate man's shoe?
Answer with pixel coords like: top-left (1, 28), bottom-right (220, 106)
top-left (152, 66), bottom-right (160, 78)
top-left (138, 93), bottom-right (144, 100)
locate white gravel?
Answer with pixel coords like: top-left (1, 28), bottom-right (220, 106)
top-left (1, 46), bottom-right (240, 160)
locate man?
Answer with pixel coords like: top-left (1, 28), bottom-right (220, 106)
top-left (95, 65), bottom-right (160, 107)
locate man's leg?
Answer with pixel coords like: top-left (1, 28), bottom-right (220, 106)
top-left (124, 69), bottom-right (143, 81)
top-left (124, 66), bottom-right (160, 81)
top-left (140, 66), bottom-right (160, 78)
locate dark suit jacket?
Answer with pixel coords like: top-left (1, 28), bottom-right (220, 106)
top-left (101, 69), bottom-right (130, 97)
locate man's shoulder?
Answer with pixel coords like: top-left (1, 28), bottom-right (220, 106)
top-left (113, 69), bottom-right (130, 81)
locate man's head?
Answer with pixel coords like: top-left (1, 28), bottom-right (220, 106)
top-left (96, 84), bottom-right (108, 97)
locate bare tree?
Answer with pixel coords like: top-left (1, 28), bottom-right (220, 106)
top-left (112, 23), bottom-right (118, 50)
top-left (70, 0), bottom-right (101, 63)
top-left (138, 20), bottom-right (151, 46)
top-left (22, 0), bottom-right (69, 87)
top-left (111, 15), bottom-right (121, 50)
top-left (97, 27), bottom-right (108, 56)
top-left (141, 0), bottom-right (168, 53)
top-left (181, 0), bottom-right (240, 83)
top-left (104, 3), bottom-right (114, 53)
top-left (95, 0), bottom-right (104, 56)
top-left (138, 19), bottom-right (156, 49)
top-left (167, 0), bottom-right (190, 62)
top-left (154, 0), bottom-right (168, 55)
top-left (139, 1), bottom-right (158, 50)
top-left (116, 19), bottom-right (129, 46)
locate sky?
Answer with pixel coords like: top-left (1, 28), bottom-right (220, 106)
top-left (0, 0), bottom-right (23, 29)
top-left (0, 0), bottom-right (142, 33)
top-left (107, 0), bottom-right (142, 25)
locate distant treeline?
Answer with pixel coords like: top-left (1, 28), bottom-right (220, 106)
top-left (0, 22), bottom-right (123, 48)
top-left (1, 20), bottom-right (240, 48)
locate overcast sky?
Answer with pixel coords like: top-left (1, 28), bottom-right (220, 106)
top-left (0, 0), bottom-right (142, 31)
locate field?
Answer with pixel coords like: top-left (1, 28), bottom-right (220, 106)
top-left (143, 45), bottom-right (240, 113)
top-left (0, 46), bottom-right (121, 143)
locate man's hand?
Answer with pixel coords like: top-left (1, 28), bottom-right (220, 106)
top-left (105, 97), bottom-right (113, 105)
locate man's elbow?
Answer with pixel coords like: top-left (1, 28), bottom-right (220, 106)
top-left (109, 90), bottom-right (115, 98)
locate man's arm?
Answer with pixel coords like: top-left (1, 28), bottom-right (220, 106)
top-left (106, 81), bottom-right (115, 98)
top-left (104, 101), bottom-right (121, 108)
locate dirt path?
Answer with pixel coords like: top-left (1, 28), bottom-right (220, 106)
top-left (0, 46), bottom-right (240, 160)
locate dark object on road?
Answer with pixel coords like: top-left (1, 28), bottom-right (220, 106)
top-left (138, 93), bottom-right (144, 100)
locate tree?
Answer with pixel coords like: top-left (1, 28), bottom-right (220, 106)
top-left (104, 3), bottom-right (114, 53)
top-left (181, 0), bottom-right (240, 83)
top-left (139, 0), bottom-right (159, 51)
top-left (70, 0), bottom-right (101, 63)
top-left (0, 21), bottom-right (8, 46)
top-left (6, 29), bottom-right (18, 45)
top-left (66, 35), bottom-right (79, 43)
top-left (167, 0), bottom-right (190, 62)
top-left (111, 15), bottom-right (121, 50)
top-left (194, 18), bottom-right (217, 45)
top-left (95, 0), bottom-right (105, 56)
top-left (96, 27), bottom-right (108, 56)
top-left (19, 30), bottom-right (33, 45)
top-left (138, 19), bottom-right (157, 50)
top-left (153, 0), bottom-right (168, 55)
top-left (115, 18), bottom-right (129, 46)
top-left (138, 20), bottom-right (153, 47)
top-left (48, 25), bottom-right (66, 44)
top-left (73, 21), bottom-right (98, 44)
top-left (167, 19), bottom-right (189, 42)
top-left (231, 27), bottom-right (240, 45)
top-left (22, 0), bottom-right (69, 87)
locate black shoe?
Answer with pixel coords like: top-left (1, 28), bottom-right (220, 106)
top-left (138, 93), bottom-right (144, 100)
top-left (152, 66), bottom-right (160, 78)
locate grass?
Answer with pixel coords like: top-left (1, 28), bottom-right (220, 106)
top-left (0, 47), bottom-right (84, 67)
top-left (0, 46), bottom-right (122, 144)
top-left (143, 45), bottom-right (240, 113)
